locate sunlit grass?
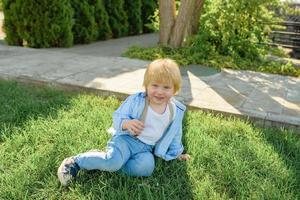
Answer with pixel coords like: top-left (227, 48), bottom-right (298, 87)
top-left (1, 80), bottom-right (299, 199)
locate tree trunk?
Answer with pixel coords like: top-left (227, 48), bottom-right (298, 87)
top-left (158, 0), bottom-right (205, 47)
top-left (169, 0), bottom-right (196, 47)
top-left (185, 0), bottom-right (205, 36)
top-left (158, 0), bottom-right (176, 45)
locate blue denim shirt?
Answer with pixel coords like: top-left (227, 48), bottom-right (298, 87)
top-left (111, 92), bottom-right (186, 161)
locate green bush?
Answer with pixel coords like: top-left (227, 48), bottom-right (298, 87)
top-left (104, 0), bottom-right (129, 38)
top-left (2, 0), bottom-right (23, 46)
top-left (93, 0), bottom-right (112, 40)
top-left (3, 0), bottom-right (73, 47)
top-left (124, 0), bottom-right (143, 35)
top-left (194, 0), bottom-right (282, 59)
top-left (72, 0), bottom-right (97, 44)
top-left (72, 0), bottom-right (111, 43)
top-left (141, 0), bottom-right (158, 33)
top-left (3, 0), bottom-right (154, 47)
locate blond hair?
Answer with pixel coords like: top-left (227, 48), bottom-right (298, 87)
top-left (143, 58), bottom-right (182, 94)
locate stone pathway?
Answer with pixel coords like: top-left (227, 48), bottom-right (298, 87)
top-left (0, 24), bottom-right (299, 131)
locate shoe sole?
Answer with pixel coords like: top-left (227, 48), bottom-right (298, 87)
top-left (57, 158), bottom-right (70, 186)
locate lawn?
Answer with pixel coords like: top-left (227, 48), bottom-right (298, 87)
top-left (0, 80), bottom-right (299, 200)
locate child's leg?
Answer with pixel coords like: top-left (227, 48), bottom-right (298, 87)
top-left (119, 152), bottom-right (155, 177)
top-left (74, 135), bottom-right (131, 172)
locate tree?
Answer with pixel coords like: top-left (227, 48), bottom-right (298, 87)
top-left (159, 0), bottom-right (204, 47)
top-left (3, 0), bottom-right (73, 47)
top-left (104, 0), bottom-right (129, 38)
top-left (124, 0), bottom-right (143, 35)
top-left (141, 0), bottom-right (158, 33)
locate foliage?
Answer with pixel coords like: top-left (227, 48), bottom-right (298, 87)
top-left (2, 0), bottom-right (156, 47)
top-left (104, 0), bottom-right (129, 38)
top-left (72, 0), bottom-right (98, 44)
top-left (141, 0), bottom-right (158, 33)
top-left (125, 0), bottom-right (300, 77)
top-left (124, 0), bottom-right (143, 35)
top-left (0, 80), bottom-right (299, 199)
top-left (124, 45), bottom-right (300, 77)
top-left (71, 0), bottom-right (111, 44)
top-left (194, 0), bottom-right (282, 59)
top-left (3, 0), bottom-right (73, 47)
top-left (93, 0), bottom-right (112, 40)
top-left (2, 0), bottom-right (22, 45)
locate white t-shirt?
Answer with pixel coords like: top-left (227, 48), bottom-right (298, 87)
top-left (137, 105), bottom-right (171, 145)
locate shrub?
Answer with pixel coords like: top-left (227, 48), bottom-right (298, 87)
top-left (141, 0), bottom-right (158, 33)
top-left (72, 0), bottom-right (112, 43)
top-left (92, 0), bottom-right (112, 40)
top-left (124, 0), bottom-right (143, 35)
top-left (104, 0), bottom-right (128, 38)
top-left (72, 0), bottom-right (97, 44)
top-left (194, 0), bottom-right (282, 60)
top-left (2, 0), bottom-right (23, 46)
top-left (3, 0), bottom-right (73, 47)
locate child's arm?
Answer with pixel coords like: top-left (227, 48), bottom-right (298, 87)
top-left (159, 111), bottom-right (190, 161)
top-left (112, 95), bottom-right (135, 133)
top-left (112, 93), bottom-right (145, 135)
top-left (160, 121), bottom-right (185, 161)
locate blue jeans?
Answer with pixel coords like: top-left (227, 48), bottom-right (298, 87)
top-left (74, 135), bottom-right (155, 176)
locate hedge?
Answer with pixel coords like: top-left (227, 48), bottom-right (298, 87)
top-left (2, 0), bottom-right (157, 47)
top-left (104, 0), bottom-right (129, 38)
top-left (3, 0), bottom-right (73, 47)
top-left (124, 0), bottom-right (143, 35)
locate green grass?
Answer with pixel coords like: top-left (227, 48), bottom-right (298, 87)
top-left (0, 80), bottom-right (299, 199)
top-left (123, 46), bottom-right (300, 78)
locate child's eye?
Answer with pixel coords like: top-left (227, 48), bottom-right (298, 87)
top-left (152, 84), bottom-right (158, 87)
top-left (164, 85), bottom-right (172, 89)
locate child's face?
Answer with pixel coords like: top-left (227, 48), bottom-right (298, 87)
top-left (146, 81), bottom-right (175, 106)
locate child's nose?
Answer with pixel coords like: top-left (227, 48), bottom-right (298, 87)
top-left (157, 87), bottom-right (164, 94)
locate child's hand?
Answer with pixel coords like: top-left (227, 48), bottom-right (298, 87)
top-left (122, 119), bottom-right (144, 136)
top-left (177, 154), bottom-right (191, 161)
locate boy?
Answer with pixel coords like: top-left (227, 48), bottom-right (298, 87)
top-left (57, 58), bottom-right (190, 186)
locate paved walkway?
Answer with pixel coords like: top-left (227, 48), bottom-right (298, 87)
top-left (0, 33), bottom-right (299, 131)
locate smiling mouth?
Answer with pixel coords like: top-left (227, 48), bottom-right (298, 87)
top-left (155, 96), bottom-right (164, 100)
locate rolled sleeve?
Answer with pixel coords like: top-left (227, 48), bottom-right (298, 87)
top-left (112, 95), bottom-right (134, 133)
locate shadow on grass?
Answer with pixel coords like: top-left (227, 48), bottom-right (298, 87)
top-left (0, 80), bottom-right (74, 141)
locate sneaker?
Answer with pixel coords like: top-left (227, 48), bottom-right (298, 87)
top-left (57, 157), bottom-right (80, 186)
